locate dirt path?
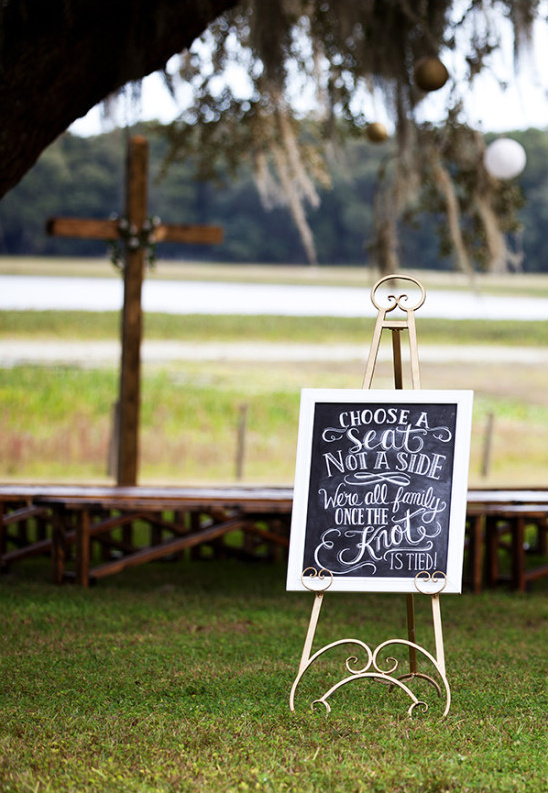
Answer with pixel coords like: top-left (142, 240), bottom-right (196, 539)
top-left (1, 339), bottom-right (547, 367)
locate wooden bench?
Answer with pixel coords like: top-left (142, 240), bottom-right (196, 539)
top-left (2, 485), bottom-right (547, 590)
top-left (31, 486), bottom-right (293, 587)
top-left (466, 491), bottom-right (548, 592)
top-left (482, 505), bottom-right (548, 591)
top-left (2, 485), bottom-right (294, 579)
top-left (0, 493), bottom-right (51, 569)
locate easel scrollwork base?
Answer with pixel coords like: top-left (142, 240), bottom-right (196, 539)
top-left (289, 568), bottom-right (451, 718)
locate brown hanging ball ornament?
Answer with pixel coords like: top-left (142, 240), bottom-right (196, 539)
top-left (414, 57), bottom-right (449, 92)
top-left (366, 122), bottom-right (388, 143)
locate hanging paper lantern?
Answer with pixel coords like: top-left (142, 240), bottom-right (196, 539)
top-left (414, 57), bottom-right (449, 92)
top-left (366, 122), bottom-right (388, 143)
top-left (483, 138), bottom-right (526, 179)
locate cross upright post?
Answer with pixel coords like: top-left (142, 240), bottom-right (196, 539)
top-left (46, 134), bottom-right (223, 486)
top-left (118, 134), bottom-right (147, 486)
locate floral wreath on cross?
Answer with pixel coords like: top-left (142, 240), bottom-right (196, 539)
top-left (107, 214), bottom-right (161, 270)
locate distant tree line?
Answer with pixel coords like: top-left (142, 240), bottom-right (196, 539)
top-left (1, 124), bottom-right (546, 272)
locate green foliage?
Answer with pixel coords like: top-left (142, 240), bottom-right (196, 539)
top-left (2, 559), bottom-right (548, 792)
top-left (1, 124), bottom-right (547, 270)
top-left (0, 131), bottom-right (125, 256)
top-left (513, 128), bottom-right (548, 273)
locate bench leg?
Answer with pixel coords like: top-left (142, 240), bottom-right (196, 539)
top-left (484, 515), bottom-right (500, 587)
top-left (75, 510), bottom-right (91, 588)
top-left (511, 517), bottom-right (526, 592)
top-left (468, 515), bottom-right (484, 593)
top-left (51, 506), bottom-right (67, 585)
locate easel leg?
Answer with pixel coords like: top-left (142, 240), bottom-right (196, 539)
top-left (430, 592), bottom-right (451, 715)
top-left (392, 330), bottom-right (403, 389)
top-left (406, 594), bottom-right (418, 674)
top-left (290, 592), bottom-right (324, 711)
top-left (299, 592), bottom-right (324, 671)
top-left (431, 594), bottom-right (446, 678)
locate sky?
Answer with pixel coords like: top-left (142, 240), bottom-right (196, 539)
top-left (69, 8), bottom-right (548, 138)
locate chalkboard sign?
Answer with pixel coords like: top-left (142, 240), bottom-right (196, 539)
top-left (287, 389), bottom-right (473, 593)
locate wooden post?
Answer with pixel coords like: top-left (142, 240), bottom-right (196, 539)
top-left (118, 136), bottom-right (147, 485)
top-left (235, 403), bottom-right (248, 481)
top-left (481, 412), bottom-right (495, 479)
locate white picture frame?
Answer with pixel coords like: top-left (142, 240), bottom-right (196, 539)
top-left (286, 389), bottom-right (474, 594)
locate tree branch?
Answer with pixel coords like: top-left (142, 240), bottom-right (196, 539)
top-left (0, 0), bottom-right (237, 196)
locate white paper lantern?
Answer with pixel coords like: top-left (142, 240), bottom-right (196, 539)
top-left (483, 138), bottom-right (526, 179)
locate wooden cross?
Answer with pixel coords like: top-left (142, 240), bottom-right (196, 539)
top-left (46, 135), bottom-right (223, 487)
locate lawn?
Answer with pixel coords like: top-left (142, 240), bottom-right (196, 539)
top-left (1, 558), bottom-right (548, 793)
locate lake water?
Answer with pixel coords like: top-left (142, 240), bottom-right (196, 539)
top-left (1, 274), bottom-right (547, 320)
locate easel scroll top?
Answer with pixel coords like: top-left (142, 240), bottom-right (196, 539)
top-left (362, 274), bottom-right (426, 390)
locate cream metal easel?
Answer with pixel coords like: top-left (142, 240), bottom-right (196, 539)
top-left (289, 275), bottom-right (451, 717)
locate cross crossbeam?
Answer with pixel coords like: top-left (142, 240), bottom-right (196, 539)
top-left (46, 217), bottom-right (223, 246)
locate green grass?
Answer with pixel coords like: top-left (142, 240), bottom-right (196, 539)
top-left (1, 558), bottom-right (548, 793)
top-left (1, 310), bottom-right (547, 347)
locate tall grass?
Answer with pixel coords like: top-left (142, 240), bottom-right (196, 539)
top-left (1, 358), bottom-right (547, 485)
